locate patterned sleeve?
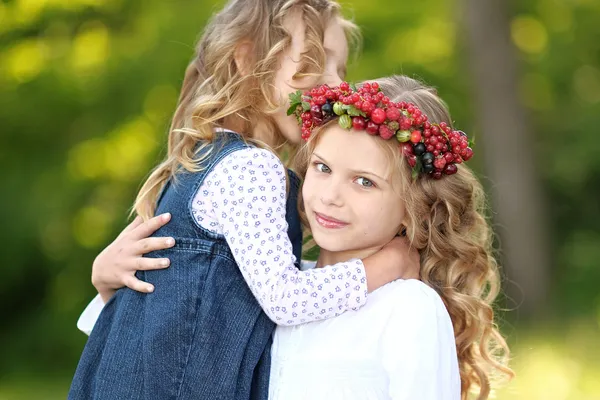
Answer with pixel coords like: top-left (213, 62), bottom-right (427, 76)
top-left (205, 147), bottom-right (368, 326)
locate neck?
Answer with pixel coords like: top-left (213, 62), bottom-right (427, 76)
top-left (316, 245), bottom-right (383, 268)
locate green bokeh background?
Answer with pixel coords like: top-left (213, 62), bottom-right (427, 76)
top-left (1, 0), bottom-right (599, 398)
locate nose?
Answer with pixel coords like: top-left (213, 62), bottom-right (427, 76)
top-left (320, 181), bottom-right (343, 207)
top-left (324, 73), bottom-right (342, 87)
top-left (321, 68), bottom-right (342, 87)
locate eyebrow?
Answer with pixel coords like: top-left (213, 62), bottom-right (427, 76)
top-left (312, 152), bottom-right (388, 182)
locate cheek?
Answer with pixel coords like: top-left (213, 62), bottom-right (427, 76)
top-left (356, 196), bottom-right (404, 237)
top-left (302, 173), bottom-right (316, 207)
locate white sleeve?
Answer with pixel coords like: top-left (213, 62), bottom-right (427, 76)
top-left (207, 148), bottom-right (368, 326)
top-left (77, 295), bottom-right (105, 336)
top-left (381, 280), bottom-right (461, 400)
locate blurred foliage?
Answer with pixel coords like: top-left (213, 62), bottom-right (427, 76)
top-left (0, 0), bottom-right (599, 398)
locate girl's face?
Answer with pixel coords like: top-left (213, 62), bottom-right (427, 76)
top-left (302, 125), bottom-right (407, 255)
top-left (272, 12), bottom-right (348, 145)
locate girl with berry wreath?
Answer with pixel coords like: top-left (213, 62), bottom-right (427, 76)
top-left (265, 75), bottom-right (513, 399)
top-left (79, 74), bottom-right (515, 399)
top-left (68, 1), bottom-right (419, 399)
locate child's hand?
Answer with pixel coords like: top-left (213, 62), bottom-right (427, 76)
top-left (91, 213), bottom-right (175, 303)
top-left (363, 236), bottom-right (420, 292)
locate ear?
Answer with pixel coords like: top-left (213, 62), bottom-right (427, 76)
top-left (233, 41), bottom-right (254, 76)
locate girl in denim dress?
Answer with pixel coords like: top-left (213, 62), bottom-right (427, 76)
top-left (69, 1), bottom-right (419, 399)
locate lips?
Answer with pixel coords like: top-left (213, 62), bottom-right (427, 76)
top-left (314, 212), bottom-right (349, 229)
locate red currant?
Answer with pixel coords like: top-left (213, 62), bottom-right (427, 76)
top-left (366, 121), bottom-right (379, 135)
top-left (444, 164), bottom-right (458, 175)
top-left (371, 108), bottom-right (386, 124)
top-left (462, 147), bottom-right (474, 161)
top-left (352, 116), bottom-right (366, 130)
top-left (401, 142), bottom-right (414, 156)
top-left (407, 154), bottom-right (417, 168)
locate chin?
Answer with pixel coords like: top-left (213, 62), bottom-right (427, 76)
top-left (311, 230), bottom-right (353, 253)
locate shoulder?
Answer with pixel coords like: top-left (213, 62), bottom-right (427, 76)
top-left (383, 280), bottom-right (451, 330)
top-left (213, 146), bottom-right (285, 174)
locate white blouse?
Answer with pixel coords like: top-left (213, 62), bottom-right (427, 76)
top-left (268, 262), bottom-right (461, 400)
top-left (78, 263), bottom-right (460, 400)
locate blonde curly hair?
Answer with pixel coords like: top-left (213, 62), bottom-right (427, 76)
top-left (133, 0), bottom-right (359, 220)
top-left (295, 75), bottom-right (514, 400)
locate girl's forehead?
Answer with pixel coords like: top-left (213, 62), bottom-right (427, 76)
top-left (312, 127), bottom-right (392, 176)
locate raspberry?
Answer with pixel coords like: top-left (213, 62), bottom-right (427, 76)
top-left (387, 121), bottom-right (399, 131)
top-left (379, 124), bottom-right (395, 139)
top-left (434, 157), bottom-right (447, 170)
top-left (444, 152), bottom-right (454, 163)
top-left (386, 107), bottom-right (401, 121)
top-left (340, 82), bottom-right (350, 92)
top-left (362, 101), bottom-right (375, 113)
top-left (400, 118), bottom-right (412, 131)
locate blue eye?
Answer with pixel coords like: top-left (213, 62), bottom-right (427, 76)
top-left (315, 162), bottom-right (331, 173)
top-left (356, 177), bottom-right (374, 187)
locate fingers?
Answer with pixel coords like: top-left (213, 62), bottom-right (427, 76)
top-left (118, 216), bottom-right (143, 238)
top-left (134, 237), bottom-right (176, 255)
top-left (122, 275), bottom-right (155, 293)
top-left (135, 256), bottom-right (171, 271)
top-left (131, 213), bottom-right (171, 240)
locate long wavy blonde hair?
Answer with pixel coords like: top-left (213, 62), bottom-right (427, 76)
top-left (133, 0), bottom-right (359, 220)
top-left (295, 75), bottom-right (514, 399)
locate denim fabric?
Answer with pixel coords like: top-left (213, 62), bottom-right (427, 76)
top-left (69, 132), bottom-right (303, 400)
